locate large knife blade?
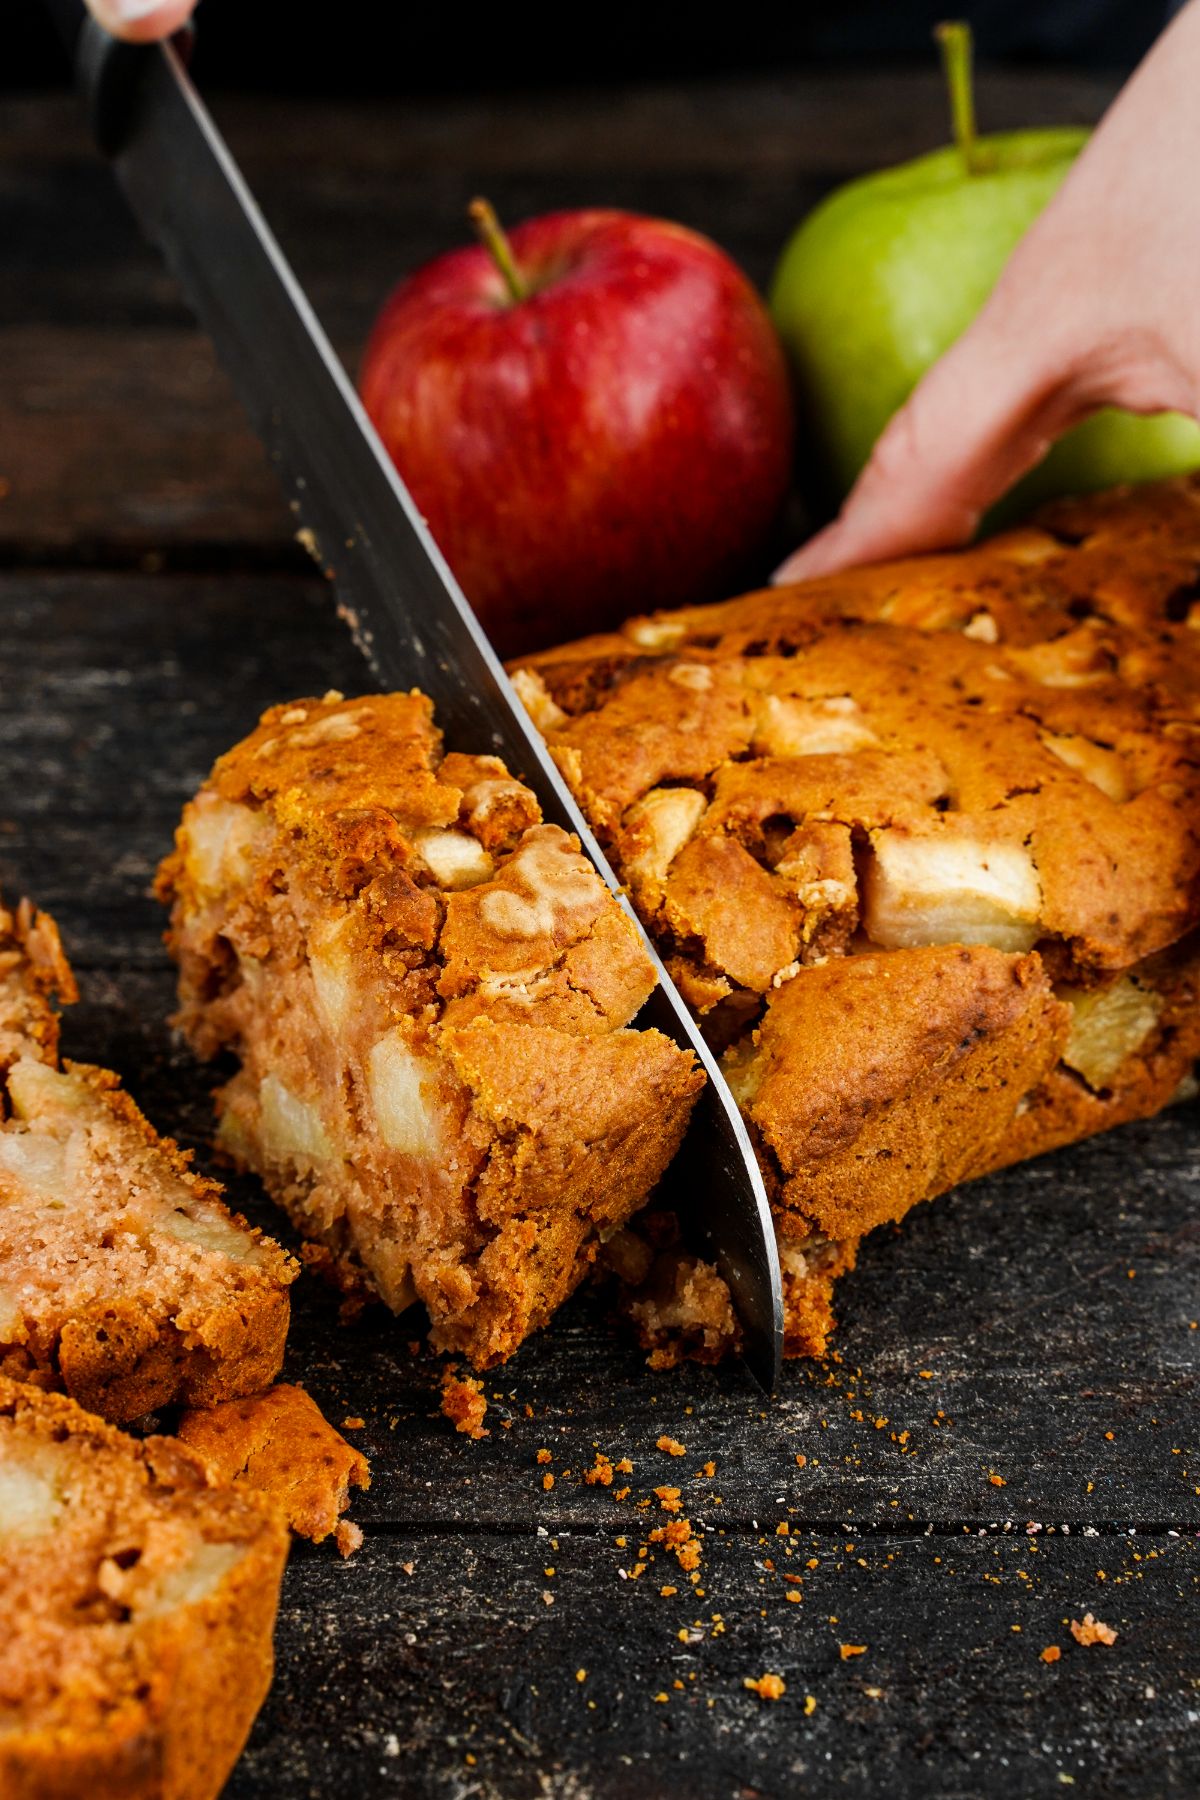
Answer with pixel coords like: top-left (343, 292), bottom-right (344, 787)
top-left (50, 5), bottom-right (783, 1389)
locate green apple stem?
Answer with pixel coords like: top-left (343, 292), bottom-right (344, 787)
top-left (935, 21), bottom-right (984, 175)
top-left (469, 197), bottom-right (528, 304)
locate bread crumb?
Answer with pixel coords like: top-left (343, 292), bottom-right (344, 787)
top-left (341, 1416), bottom-right (365, 1430)
top-left (743, 1673), bottom-right (786, 1701)
top-left (536, 1448), bottom-right (552, 1465)
top-left (585, 1454), bottom-right (614, 1487)
top-left (804, 1694), bottom-right (817, 1716)
top-left (542, 1472), bottom-right (555, 1490)
top-left (795, 1454), bottom-right (807, 1468)
top-left (657, 1435), bottom-right (685, 1456)
top-left (440, 1368), bottom-right (489, 1439)
top-left (576, 1669), bottom-right (587, 1683)
top-left (655, 1485), bottom-right (683, 1513)
top-left (988, 1472), bottom-right (1006, 1487)
top-left (1070, 1612), bottom-right (1118, 1646)
top-left (839, 1643), bottom-right (867, 1660)
top-left (1041, 1645), bottom-right (1062, 1664)
top-left (335, 1519), bottom-right (363, 1558)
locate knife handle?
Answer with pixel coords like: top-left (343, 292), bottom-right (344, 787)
top-left (42, 0), bottom-right (188, 156)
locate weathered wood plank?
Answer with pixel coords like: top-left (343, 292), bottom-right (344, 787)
top-left (229, 1529), bottom-right (1199, 1799)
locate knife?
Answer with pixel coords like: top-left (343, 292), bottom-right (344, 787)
top-left (46, 2), bottom-right (783, 1390)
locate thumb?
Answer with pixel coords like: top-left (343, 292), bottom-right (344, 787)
top-left (84, 0), bottom-right (197, 42)
top-left (773, 316), bottom-right (1081, 583)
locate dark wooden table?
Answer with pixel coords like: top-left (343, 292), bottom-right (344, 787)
top-left (3, 68), bottom-right (1198, 1800)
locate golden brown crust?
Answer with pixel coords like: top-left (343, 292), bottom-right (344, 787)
top-left (515, 476), bottom-right (1200, 1359)
top-left (176, 1384), bottom-right (369, 1543)
top-left (159, 691), bottom-right (703, 1370)
top-left (0, 902), bottom-right (297, 1422)
top-left (736, 946), bottom-right (1068, 1243)
top-left (0, 1376), bottom-right (289, 1800)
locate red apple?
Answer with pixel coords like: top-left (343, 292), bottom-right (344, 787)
top-left (359, 204), bottom-right (793, 654)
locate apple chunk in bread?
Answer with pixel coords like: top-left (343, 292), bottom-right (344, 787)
top-left (1058, 974), bottom-right (1163, 1091)
top-left (863, 824), bottom-right (1042, 953)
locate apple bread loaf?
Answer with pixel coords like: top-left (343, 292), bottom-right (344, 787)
top-left (157, 689), bottom-right (702, 1369)
top-left (0, 1375), bottom-right (288, 1800)
top-left (512, 475), bottom-right (1200, 1362)
top-left (0, 899), bottom-right (296, 1419)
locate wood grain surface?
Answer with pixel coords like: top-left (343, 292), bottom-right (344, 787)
top-left (2, 66), bottom-right (1196, 1800)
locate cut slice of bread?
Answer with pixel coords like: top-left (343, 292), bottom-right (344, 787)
top-left (0, 900), bottom-right (297, 1420)
top-left (0, 1375), bottom-right (289, 1800)
top-left (157, 691), bottom-right (702, 1370)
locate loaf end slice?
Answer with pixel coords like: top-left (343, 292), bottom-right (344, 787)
top-left (0, 1375), bottom-right (288, 1800)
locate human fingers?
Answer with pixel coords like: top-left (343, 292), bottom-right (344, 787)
top-left (83, 0), bottom-right (196, 43)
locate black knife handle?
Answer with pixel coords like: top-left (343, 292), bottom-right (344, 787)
top-left (42, 0), bottom-right (188, 156)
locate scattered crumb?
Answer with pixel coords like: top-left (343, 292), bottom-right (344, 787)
top-left (341, 1416), bottom-right (365, 1430)
top-left (1041, 1646), bottom-right (1062, 1664)
top-left (440, 1367), bottom-right (489, 1439)
top-left (653, 1692), bottom-right (670, 1704)
top-left (335, 1519), bottom-right (363, 1559)
top-left (804, 1694), bottom-right (817, 1716)
top-left (576, 1669), bottom-right (587, 1684)
top-left (536, 1448), bottom-right (552, 1465)
top-left (655, 1486), bottom-right (683, 1513)
top-left (657, 1436), bottom-right (686, 1456)
top-left (839, 1644), bottom-right (867, 1660)
top-left (1071, 1613), bottom-right (1118, 1646)
top-left (542, 1472), bottom-right (555, 1491)
top-left (660, 1585), bottom-right (677, 1597)
top-left (989, 1473), bottom-right (1007, 1487)
top-left (744, 1673), bottom-right (786, 1701)
top-left (795, 1455), bottom-right (807, 1468)
top-left (585, 1454), bottom-right (614, 1487)
top-left (615, 1458), bottom-right (634, 1475)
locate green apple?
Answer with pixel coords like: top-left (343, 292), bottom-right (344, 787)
top-left (769, 22), bottom-right (1200, 519)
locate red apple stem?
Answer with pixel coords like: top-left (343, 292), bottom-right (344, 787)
top-left (935, 21), bottom-right (984, 176)
top-left (468, 197), bottom-right (528, 304)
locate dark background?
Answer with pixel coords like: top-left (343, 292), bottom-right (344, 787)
top-left (4, 0), bottom-right (1177, 94)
